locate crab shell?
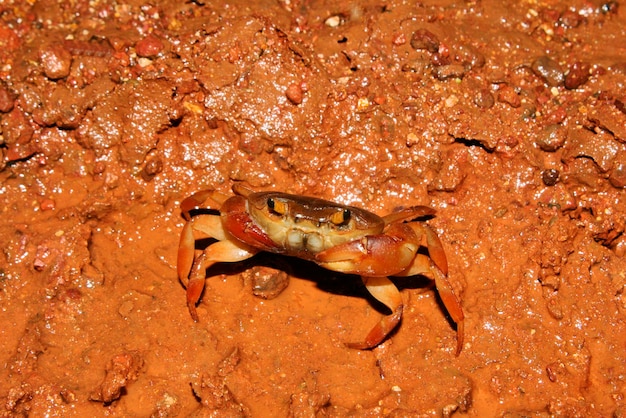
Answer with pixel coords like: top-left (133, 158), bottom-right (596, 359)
top-left (221, 188), bottom-right (385, 255)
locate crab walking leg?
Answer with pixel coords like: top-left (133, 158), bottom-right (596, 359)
top-left (381, 206), bottom-right (435, 225)
top-left (186, 253), bottom-right (209, 322)
top-left (398, 254), bottom-right (464, 355)
top-left (180, 189), bottom-right (230, 220)
top-left (177, 220), bottom-right (196, 287)
top-left (345, 276), bottom-right (404, 349)
top-left (186, 239), bottom-right (259, 321)
top-left (177, 215), bottom-right (229, 287)
top-left (420, 224), bottom-right (448, 275)
top-left (429, 262), bottom-right (465, 356)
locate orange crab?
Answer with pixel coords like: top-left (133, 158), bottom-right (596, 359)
top-left (178, 184), bottom-right (464, 354)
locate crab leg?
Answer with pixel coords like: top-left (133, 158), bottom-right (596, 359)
top-left (180, 189), bottom-right (230, 220)
top-left (177, 221), bottom-right (196, 287)
top-left (346, 276), bottom-right (403, 349)
top-left (398, 228), bottom-right (464, 355)
top-left (416, 223), bottom-right (448, 275)
top-left (177, 215), bottom-right (228, 287)
top-left (430, 262), bottom-right (464, 356)
top-left (381, 206), bottom-right (436, 225)
top-left (186, 252), bottom-right (209, 322)
top-left (398, 257), bottom-right (464, 355)
top-left (178, 213), bottom-right (258, 321)
top-left (185, 239), bottom-right (259, 321)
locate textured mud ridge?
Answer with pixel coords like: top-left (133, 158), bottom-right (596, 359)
top-left (1, 0), bottom-right (625, 416)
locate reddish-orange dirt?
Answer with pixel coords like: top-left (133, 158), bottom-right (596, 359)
top-left (1, 0), bottom-right (625, 416)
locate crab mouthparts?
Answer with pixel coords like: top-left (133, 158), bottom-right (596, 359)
top-left (286, 229), bottom-right (324, 253)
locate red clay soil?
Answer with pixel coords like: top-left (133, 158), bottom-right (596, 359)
top-left (1, 0), bottom-right (626, 416)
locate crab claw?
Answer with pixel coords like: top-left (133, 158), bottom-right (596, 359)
top-left (316, 221), bottom-right (463, 354)
top-left (314, 223), bottom-right (420, 277)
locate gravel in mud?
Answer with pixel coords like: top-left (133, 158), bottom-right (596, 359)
top-left (1, 0), bottom-right (625, 416)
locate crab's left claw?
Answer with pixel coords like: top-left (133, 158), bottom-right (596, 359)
top-left (314, 223), bottom-right (419, 277)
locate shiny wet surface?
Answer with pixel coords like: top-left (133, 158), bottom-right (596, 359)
top-left (1, 0), bottom-right (625, 416)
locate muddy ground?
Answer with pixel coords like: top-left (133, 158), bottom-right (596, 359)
top-left (1, 0), bottom-right (626, 416)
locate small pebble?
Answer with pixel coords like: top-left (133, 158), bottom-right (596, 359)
top-left (285, 83), bottom-right (303, 105)
top-left (455, 44), bottom-right (486, 69)
top-left (558, 10), bottom-right (584, 28)
top-left (325, 15), bottom-right (342, 27)
top-left (535, 124), bottom-right (566, 152)
top-left (600, 1), bottom-right (619, 14)
top-left (141, 157), bottom-right (163, 181)
top-left (531, 56), bottom-right (564, 87)
top-left (434, 64), bottom-right (466, 80)
top-left (542, 169), bottom-right (560, 186)
top-left (410, 29), bottom-right (439, 53)
top-left (564, 61), bottom-right (590, 90)
top-left (245, 266), bottom-right (289, 300)
top-left (40, 198), bottom-right (56, 211)
top-left (392, 33), bottom-right (406, 46)
top-left (474, 88), bottom-right (494, 109)
top-left (39, 44), bottom-right (72, 80)
top-left (136, 35), bottom-right (164, 58)
top-left (497, 85), bottom-right (521, 108)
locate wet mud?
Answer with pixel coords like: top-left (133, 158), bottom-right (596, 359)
top-left (1, 0), bottom-right (625, 416)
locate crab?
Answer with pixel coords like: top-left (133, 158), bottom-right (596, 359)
top-left (178, 184), bottom-right (464, 354)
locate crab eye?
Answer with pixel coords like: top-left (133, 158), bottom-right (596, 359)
top-left (267, 198), bottom-right (287, 216)
top-left (330, 208), bottom-right (351, 225)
